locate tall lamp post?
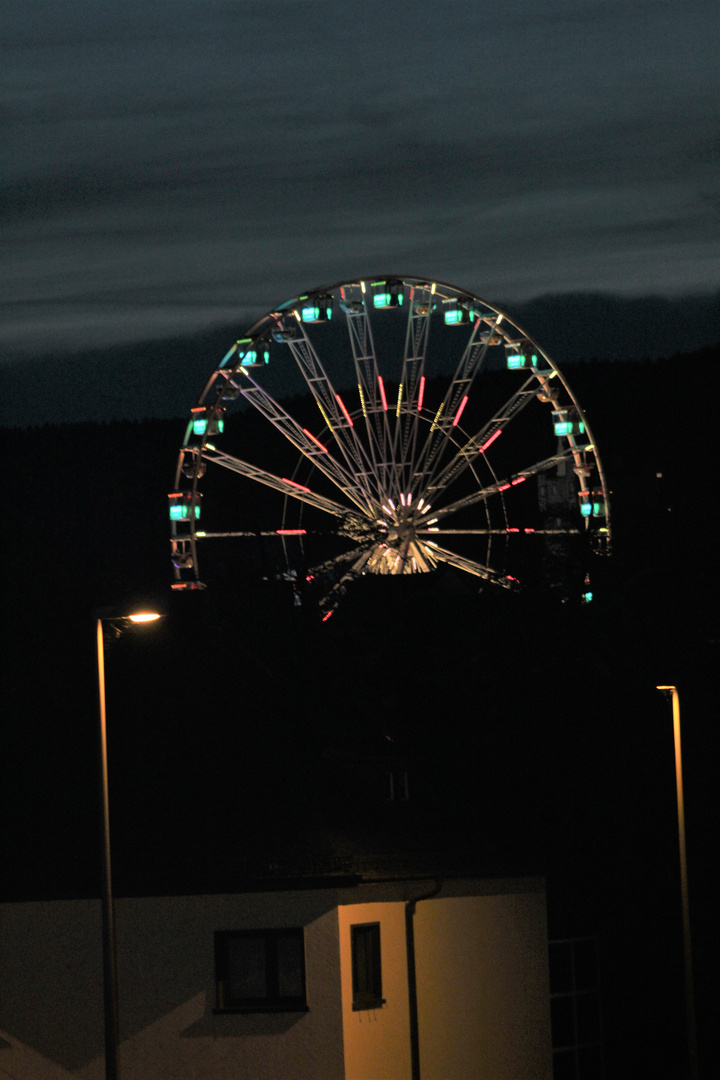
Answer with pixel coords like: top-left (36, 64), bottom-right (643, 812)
top-left (656, 684), bottom-right (698, 1080)
top-left (96, 608), bottom-right (162, 1080)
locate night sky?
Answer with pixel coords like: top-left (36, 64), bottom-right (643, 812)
top-left (3, 0), bottom-right (718, 372)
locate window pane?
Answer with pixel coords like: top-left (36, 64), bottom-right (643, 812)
top-left (277, 933), bottom-right (304, 998)
top-left (355, 930), bottom-right (372, 993)
top-left (351, 923), bottom-right (382, 1008)
top-left (573, 940), bottom-right (598, 992)
top-left (549, 942), bottom-right (573, 994)
top-left (577, 1043), bottom-right (603, 1079)
top-left (551, 995), bottom-right (575, 1049)
top-left (576, 991), bottom-right (601, 1045)
top-left (553, 1047), bottom-right (577, 1080)
top-left (227, 935), bottom-right (267, 999)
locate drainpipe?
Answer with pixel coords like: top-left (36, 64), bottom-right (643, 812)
top-left (405, 880), bottom-right (442, 1080)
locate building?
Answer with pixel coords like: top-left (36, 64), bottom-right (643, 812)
top-left (0, 870), bottom-right (551, 1080)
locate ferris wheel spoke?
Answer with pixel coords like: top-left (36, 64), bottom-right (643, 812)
top-left (277, 319), bottom-right (382, 505)
top-left (202, 446), bottom-right (365, 521)
top-left (419, 371), bottom-right (541, 501)
top-left (410, 311), bottom-right (501, 488)
top-left (426, 449), bottom-right (578, 524)
top-left (340, 285), bottom-right (395, 497)
top-left (309, 543), bottom-right (374, 581)
top-left (418, 527), bottom-right (582, 536)
top-left (439, 310), bottom-right (502, 419)
top-left (225, 368), bottom-right (374, 515)
top-left (422, 541), bottom-right (521, 589)
top-left (316, 547), bottom-right (376, 620)
top-left (392, 283), bottom-right (434, 493)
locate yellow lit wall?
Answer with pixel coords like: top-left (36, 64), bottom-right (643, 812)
top-left (338, 901), bottom-right (412, 1080)
top-left (415, 890), bottom-right (552, 1080)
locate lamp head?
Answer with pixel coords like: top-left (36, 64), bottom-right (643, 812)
top-left (94, 601), bottom-right (167, 624)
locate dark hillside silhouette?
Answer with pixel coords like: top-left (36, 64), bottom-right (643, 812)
top-left (2, 347), bottom-right (719, 1078)
top-left (1, 291), bottom-right (718, 428)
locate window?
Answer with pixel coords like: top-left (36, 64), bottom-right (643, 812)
top-left (386, 766), bottom-right (409, 801)
top-left (351, 922), bottom-right (384, 1010)
top-left (215, 928), bottom-right (307, 1012)
top-left (549, 937), bottom-right (603, 1080)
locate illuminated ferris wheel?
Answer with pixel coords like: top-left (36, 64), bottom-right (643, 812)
top-left (170, 276), bottom-right (610, 617)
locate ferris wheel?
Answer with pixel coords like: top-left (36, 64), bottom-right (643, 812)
top-left (170, 276), bottom-right (611, 617)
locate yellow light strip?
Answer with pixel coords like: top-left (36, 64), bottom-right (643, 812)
top-left (317, 401), bottom-right (332, 430)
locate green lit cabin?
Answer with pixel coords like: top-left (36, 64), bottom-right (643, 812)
top-left (505, 348), bottom-right (539, 370)
top-left (444, 307), bottom-right (470, 325)
top-left (552, 409), bottom-right (585, 438)
top-left (373, 281), bottom-right (403, 308)
top-left (579, 488), bottom-right (606, 518)
top-left (444, 299), bottom-right (478, 325)
top-left (191, 407), bottom-right (225, 437)
top-left (168, 492), bottom-right (202, 522)
top-left (300, 295), bottom-right (333, 322)
top-left (590, 489), bottom-right (606, 516)
top-left (239, 343), bottom-right (270, 366)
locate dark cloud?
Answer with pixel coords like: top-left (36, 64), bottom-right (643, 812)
top-left (2, 0), bottom-right (717, 356)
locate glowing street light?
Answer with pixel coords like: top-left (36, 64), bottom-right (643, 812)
top-left (656, 684), bottom-right (698, 1080)
top-left (95, 606), bottom-right (163, 1080)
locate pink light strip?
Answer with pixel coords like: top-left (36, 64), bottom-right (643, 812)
top-left (452, 395), bottom-right (469, 427)
top-left (302, 428), bottom-right (329, 453)
top-left (378, 375), bottom-right (388, 411)
top-left (498, 483), bottom-right (511, 491)
top-left (478, 428), bottom-right (502, 453)
top-left (511, 476), bottom-right (527, 486)
top-left (276, 529), bottom-right (307, 536)
top-left (282, 478), bottom-right (312, 493)
top-left (417, 375), bottom-right (425, 411)
top-left (335, 393), bottom-right (354, 427)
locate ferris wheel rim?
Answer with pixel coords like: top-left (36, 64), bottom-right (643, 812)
top-left (171, 274), bottom-right (611, 610)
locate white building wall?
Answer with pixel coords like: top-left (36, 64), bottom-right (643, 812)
top-left (0, 898), bottom-right (103, 1072)
top-left (1, 891), bottom-right (345, 1080)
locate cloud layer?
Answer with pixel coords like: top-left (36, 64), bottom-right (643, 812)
top-left (2, 0), bottom-right (718, 353)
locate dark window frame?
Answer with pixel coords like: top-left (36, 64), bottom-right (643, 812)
top-left (214, 928), bottom-right (308, 1013)
top-left (351, 922), bottom-right (385, 1010)
top-left (549, 936), bottom-right (603, 1079)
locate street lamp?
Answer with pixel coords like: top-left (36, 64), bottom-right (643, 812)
top-left (95, 607), bottom-right (162, 1080)
top-left (656, 684), bottom-right (698, 1080)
